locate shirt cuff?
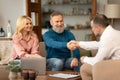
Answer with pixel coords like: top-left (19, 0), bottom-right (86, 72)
top-left (79, 41), bottom-right (85, 47)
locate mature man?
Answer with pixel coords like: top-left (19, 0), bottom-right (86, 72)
top-left (68, 14), bottom-right (120, 80)
top-left (43, 11), bottom-right (81, 72)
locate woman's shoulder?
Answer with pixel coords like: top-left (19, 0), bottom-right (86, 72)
top-left (12, 34), bottom-right (21, 40)
top-left (12, 34), bottom-right (22, 42)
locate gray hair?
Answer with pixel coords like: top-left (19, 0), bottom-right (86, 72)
top-left (50, 11), bottom-right (63, 19)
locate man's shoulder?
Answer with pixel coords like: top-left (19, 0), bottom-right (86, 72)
top-left (64, 30), bottom-right (73, 34)
top-left (43, 29), bottom-right (52, 35)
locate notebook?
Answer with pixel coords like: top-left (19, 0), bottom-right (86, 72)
top-left (49, 73), bottom-right (79, 79)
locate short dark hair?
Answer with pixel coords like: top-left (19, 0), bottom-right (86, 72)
top-left (50, 11), bottom-right (63, 19)
top-left (91, 14), bottom-right (110, 28)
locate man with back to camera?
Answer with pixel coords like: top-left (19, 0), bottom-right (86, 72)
top-left (67, 14), bottom-right (120, 80)
top-left (43, 11), bottom-right (81, 72)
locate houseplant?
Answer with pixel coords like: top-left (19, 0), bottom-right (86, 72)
top-left (6, 60), bottom-right (22, 80)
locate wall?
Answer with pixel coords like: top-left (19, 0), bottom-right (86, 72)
top-left (0, 0), bottom-right (26, 36)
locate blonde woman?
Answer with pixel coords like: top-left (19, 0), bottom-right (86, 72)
top-left (11, 15), bottom-right (41, 60)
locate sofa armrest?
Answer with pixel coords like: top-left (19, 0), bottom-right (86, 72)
top-left (93, 60), bottom-right (120, 80)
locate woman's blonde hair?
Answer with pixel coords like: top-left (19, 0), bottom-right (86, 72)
top-left (14, 15), bottom-right (34, 36)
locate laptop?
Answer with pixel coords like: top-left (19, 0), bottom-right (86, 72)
top-left (21, 57), bottom-right (46, 75)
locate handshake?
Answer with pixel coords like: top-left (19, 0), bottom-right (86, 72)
top-left (67, 40), bottom-right (80, 50)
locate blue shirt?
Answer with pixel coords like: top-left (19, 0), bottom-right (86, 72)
top-left (43, 29), bottom-right (80, 60)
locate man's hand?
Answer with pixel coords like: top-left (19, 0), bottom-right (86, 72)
top-left (25, 53), bottom-right (41, 58)
top-left (67, 40), bottom-right (79, 50)
top-left (70, 58), bottom-right (79, 68)
top-left (80, 56), bottom-right (87, 63)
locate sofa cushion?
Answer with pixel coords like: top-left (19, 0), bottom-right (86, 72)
top-left (39, 42), bottom-right (46, 57)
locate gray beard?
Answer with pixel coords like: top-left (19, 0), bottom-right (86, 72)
top-left (52, 27), bottom-right (64, 33)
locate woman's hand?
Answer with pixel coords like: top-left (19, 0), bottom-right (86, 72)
top-left (30, 54), bottom-right (42, 58)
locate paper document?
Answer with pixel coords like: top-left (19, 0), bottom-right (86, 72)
top-left (49, 73), bottom-right (79, 79)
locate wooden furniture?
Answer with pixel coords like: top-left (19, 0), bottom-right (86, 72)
top-left (0, 37), bottom-right (12, 40)
top-left (92, 0), bottom-right (97, 40)
top-left (36, 71), bottom-right (81, 80)
top-left (26, 0), bottom-right (42, 41)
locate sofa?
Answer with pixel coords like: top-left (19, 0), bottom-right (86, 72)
top-left (0, 40), bottom-right (46, 80)
top-left (93, 59), bottom-right (120, 80)
top-left (1, 40), bottom-right (119, 80)
top-left (80, 52), bottom-right (120, 80)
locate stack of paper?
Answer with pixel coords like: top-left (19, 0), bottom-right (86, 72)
top-left (49, 73), bottom-right (79, 79)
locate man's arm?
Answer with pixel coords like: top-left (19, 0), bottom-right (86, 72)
top-left (82, 40), bottom-right (113, 65)
top-left (67, 40), bottom-right (99, 51)
top-left (79, 41), bottom-right (99, 50)
top-left (43, 32), bottom-right (69, 52)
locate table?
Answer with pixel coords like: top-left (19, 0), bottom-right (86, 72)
top-left (36, 71), bottom-right (81, 80)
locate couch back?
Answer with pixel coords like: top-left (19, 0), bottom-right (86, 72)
top-left (39, 42), bottom-right (46, 57)
top-left (0, 41), bottom-right (90, 64)
top-left (0, 41), bottom-right (47, 64)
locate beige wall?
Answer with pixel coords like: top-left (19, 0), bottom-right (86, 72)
top-left (0, 0), bottom-right (25, 36)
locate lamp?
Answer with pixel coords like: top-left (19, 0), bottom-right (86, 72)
top-left (105, 4), bottom-right (120, 25)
